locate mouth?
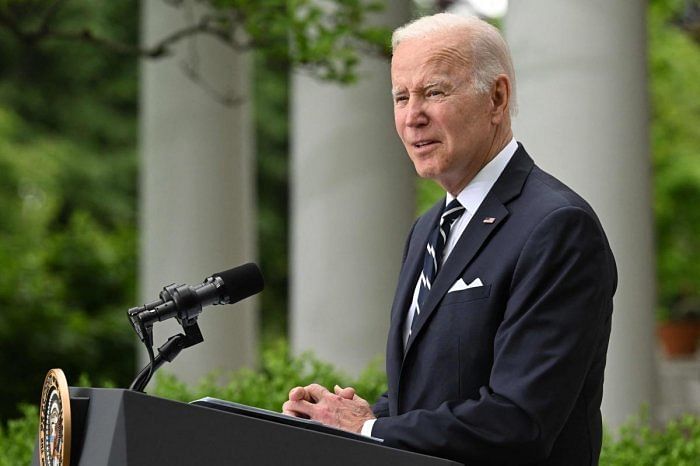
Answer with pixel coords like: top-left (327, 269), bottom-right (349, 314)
top-left (413, 140), bottom-right (438, 149)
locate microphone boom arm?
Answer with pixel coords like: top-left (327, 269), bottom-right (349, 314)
top-left (129, 320), bottom-right (204, 392)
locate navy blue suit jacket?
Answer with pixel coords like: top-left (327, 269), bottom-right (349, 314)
top-left (371, 145), bottom-right (617, 465)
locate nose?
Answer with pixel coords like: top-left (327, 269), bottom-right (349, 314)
top-left (405, 97), bottom-right (428, 127)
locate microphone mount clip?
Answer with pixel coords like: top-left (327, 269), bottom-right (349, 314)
top-left (127, 281), bottom-right (211, 393)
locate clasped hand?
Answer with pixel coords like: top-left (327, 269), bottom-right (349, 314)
top-left (282, 383), bottom-right (375, 433)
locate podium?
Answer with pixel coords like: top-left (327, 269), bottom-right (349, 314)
top-left (32, 387), bottom-right (460, 465)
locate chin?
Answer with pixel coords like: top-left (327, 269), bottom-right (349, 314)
top-left (413, 162), bottom-right (442, 180)
top-left (413, 165), bottom-right (434, 179)
top-left (408, 157), bottom-right (431, 176)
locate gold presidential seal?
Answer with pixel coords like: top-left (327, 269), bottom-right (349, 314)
top-left (39, 369), bottom-right (71, 466)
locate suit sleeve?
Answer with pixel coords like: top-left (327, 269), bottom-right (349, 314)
top-left (371, 206), bottom-right (617, 464)
top-left (372, 391), bottom-right (390, 418)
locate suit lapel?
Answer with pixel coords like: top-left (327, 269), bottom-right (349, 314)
top-left (402, 145), bottom-right (534, 358)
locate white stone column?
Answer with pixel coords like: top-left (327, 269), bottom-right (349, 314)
top-left (139, 0), bottom-right (257, 385)
top-left (505, 1), bottom-right (655, 428)
top-left (290, 0), bottom-right (414, 375)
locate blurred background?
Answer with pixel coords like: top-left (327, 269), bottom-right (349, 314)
top-left (0, 0), bottom-right (698, 444)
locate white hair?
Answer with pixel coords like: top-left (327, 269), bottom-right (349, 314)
top-left (392, 13), bottom-right (518, 115)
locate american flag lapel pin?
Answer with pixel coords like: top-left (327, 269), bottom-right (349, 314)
top-left (483, 217), bottom-right (496, 224)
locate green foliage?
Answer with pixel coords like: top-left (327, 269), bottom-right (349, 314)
top-left (0, 107), bottom-right (137, 420)
top-left (283, 0), bottom-right (390, 82)
top-left (600, 409), bottom-right (700, 465)
top-left (0, 404), bottom-right (38, 466)
top-left (0, 0), bottom-right (139, 420)
top-left (416, 177), bottom-right (444, 215)
top-left (152, 340), bottom-right (387, 411)
top-left (0, 1), bottom-right (139, 146)
top-left (649, 0), bottom-right (700, 320)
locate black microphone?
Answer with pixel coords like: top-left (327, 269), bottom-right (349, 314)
top-left (128, 263), bottom-right (264, 341)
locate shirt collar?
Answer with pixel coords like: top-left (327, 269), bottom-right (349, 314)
top-left (446, 137), bottom-right (518, 213)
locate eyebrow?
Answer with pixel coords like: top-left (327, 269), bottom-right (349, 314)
top-left (391, 79), bottom-right (451, 98)
top-left (425, 81), bottom-right (448, 90)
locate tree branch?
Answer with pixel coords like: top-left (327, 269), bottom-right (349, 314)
top-left (36, 0), bottom-right (65, 37)
top-left (0, 5), bottom-right (249, 57)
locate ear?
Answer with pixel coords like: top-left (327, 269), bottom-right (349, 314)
top-left (490, 74), bottom-right (511, 124)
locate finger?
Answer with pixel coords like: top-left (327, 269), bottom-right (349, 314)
top-left (288, 386), bottom-right (308, 402)
top-left (305, 383), bottom-right (331, 402)
top-left (282, 402), bottom-right (303, 417)
top-left (282, 401), bottom-right (299, 417)
top-left (334, 385), bottom-right (356, 399)
top-left (282, 399), bottom-right (297, 416)
top-left (282, 399), bottom-right (315, 418)
top-left (351, 392), bottom-right (368, 404)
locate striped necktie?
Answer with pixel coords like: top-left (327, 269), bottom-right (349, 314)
top-left (409, 199), bottom-right (466, 339)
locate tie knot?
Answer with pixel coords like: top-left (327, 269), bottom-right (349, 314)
top-left (441, 199), bottom-right (465, 226)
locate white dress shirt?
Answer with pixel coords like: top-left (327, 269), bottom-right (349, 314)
top-left (361, 137), bottom-right (518, 438)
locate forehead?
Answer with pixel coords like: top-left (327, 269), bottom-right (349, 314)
top-left (391, 34), bottom-right (472, 88)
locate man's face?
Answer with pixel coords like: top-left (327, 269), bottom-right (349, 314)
top-left (391, 34), bottom-right (497, 194)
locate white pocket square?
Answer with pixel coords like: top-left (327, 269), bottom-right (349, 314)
top-left (448, 277), bottom-right (483, 293)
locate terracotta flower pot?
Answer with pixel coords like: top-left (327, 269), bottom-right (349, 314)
top-left (657, 320), bottom-right (700, 357)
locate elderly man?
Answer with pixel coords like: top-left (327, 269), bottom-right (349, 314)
top-left (283, 13), bottom-right (616, 466)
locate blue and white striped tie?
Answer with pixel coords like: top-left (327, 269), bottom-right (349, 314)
top-left (410, 199), bottom-right (465, 339)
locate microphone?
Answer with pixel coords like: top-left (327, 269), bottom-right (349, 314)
top-left (128, 263), bottom-right (264, 342)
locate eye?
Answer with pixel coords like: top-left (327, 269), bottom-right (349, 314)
top-left (393, 95), bottom-right (408, 105)
top-left (427, 89), bottom-right (444, 98)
